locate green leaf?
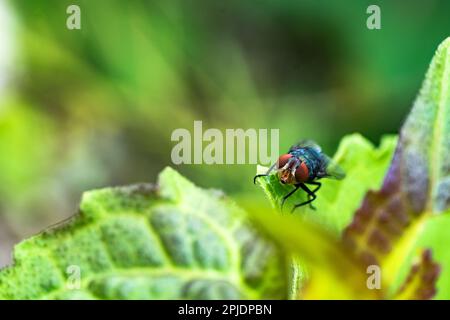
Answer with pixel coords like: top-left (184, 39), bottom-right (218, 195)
top-left (0, 167), bottom-right (287, 300)
top-left (344, 37), bottom-right (450, 296)
top-left (255, 133), bottom-right (396, 233)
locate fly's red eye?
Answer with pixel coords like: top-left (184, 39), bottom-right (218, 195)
top-left (277, 154), bottom-right (292, 168)
top-left (295, 162), bottom-right (309, 182)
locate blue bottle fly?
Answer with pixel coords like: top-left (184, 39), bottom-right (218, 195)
top-left (254, 140), bottom-right (345, 212)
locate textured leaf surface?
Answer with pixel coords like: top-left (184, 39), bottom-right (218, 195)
top-left (0, 167), bottom-right (287, 299)
top-left (344, 38), bottom-right (450, 296)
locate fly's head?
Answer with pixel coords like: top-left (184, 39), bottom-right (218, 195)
top-left (277, 153), bottom-right (310, 184)
top-left (277, 154), bottom-right (299, 185)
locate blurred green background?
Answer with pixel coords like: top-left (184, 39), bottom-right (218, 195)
top-left (0, 0), bottom-right (449, 266)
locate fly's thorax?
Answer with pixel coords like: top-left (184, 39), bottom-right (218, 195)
top-left (295, 149), bottom-right (323, 179)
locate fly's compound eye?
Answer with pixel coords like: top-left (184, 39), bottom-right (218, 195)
top-left (277, 154), bottom-right (292, 169)
top-left (295, 162), bottom-right (309, 182)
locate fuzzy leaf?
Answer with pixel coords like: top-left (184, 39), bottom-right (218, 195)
top-left (0, 167), bottom-right (287, 300)
top-left (344, 37), bottom-right (450, 294)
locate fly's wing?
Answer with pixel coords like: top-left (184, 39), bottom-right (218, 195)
top-left (289, 140), bottom-right (321, 153)
top-left (317, 153), bottom-right (346, 180)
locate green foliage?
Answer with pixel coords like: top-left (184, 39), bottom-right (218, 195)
top-left (0, 168), bottom-right (287, 299)
top-left (0, 30), bottom-right (449, 301)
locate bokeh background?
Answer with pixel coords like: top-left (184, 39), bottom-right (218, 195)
top-left (0, 0), bottom-right (449, 267)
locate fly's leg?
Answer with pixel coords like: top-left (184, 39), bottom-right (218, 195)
top-left (307, 194), bottom-right (316, 210)
top-left (291, 183), bottom-right (317, 213)
top-left (304, 181), bottom-right (321, 209)
top-left (306, 181), bottom-right (321, 194)
top-left (281, 184), bottom-right (301, 211)
top-left (253, 174), bottom-right (268, 184)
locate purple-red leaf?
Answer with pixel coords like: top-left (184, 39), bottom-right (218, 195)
top-left (343, 38), bottom-right (450, 297)
top-left (395, 249), bottom-right (440, 300)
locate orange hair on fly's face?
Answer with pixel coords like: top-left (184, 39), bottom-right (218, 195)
top-left (276, 154), bottom-right (297, 184)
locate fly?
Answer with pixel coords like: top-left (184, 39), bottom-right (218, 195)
top-left (254, 140), bottom-right (345, 212)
